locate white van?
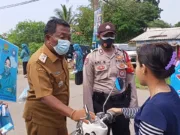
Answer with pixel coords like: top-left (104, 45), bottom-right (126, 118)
top-left (114, 43), bottom-right (137, 67)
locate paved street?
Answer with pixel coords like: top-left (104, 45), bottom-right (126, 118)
top-left (6, 71), bottom-right (149, 135)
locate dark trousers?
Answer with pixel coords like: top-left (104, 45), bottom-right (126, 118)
top-left (93, 85), bottom-right (131, 135)
top-left (75, 71), bottom-right (83, 85)
top-left (23, 61), bottom-right (28, 75)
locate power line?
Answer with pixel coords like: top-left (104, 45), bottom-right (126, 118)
top-left (0, 0), bottom-right (40, 10)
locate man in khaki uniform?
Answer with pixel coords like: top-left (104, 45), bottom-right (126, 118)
top-left (23, 18), bottom-right (94, 135)
top-left (83, 22), bottom-right (138, 135)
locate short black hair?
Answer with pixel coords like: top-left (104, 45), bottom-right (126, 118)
top-left (44, 17), bottom-right (70, 35)
top-left (137, 42), bottom-right (175, 79)
top-left (5, 57), bottom-right (11, 65)
top-left (6, 57), bottom-right (10, 62)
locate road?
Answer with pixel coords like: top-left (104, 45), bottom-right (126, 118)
top-left (6, 72), bottom-right (149, 135)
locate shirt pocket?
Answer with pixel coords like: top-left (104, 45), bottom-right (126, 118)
top-left (51, 71), bottom-right (66, 91)
top-left (95, 62), bottom-right (110, 80)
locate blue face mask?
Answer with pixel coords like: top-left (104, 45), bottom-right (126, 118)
top-left (4, 65), bottom-right (10, 75)
top-left (53, 39), bottom-right (70, 55)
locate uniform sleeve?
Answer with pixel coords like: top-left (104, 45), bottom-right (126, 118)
top-left (124, 51), bottom-right (134, 73)
top-left (83, 54), bottom-right (94, 112)
top-left (28, 62), bottom-right (53, 98)
top-left (140, 103), bottom-right (167, 131)
top-left (127, 73), bottom-right (138, 108)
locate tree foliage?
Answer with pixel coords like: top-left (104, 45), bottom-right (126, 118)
top-left (71, 6), bottom-right (94, 45)
top-left (103, 0), bottom-right (161, 42)
top-left (7, 21), bottom-right (45, 47)
top-left (29, 42), bottom-right (43, 54)
top-left (53, 4), bottom-right (76, 25)
top-left (148, 19), bottom-right (171, 28)
top-left (175, 22), bottom-right (180, 27)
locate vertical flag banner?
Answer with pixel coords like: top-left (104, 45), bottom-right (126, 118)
top-left (0, 38), bottom-right (19, 102)
top-left (92, 8), bottom-right (102, 48)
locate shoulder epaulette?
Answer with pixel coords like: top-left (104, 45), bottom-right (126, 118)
top-left (92, 48), bottom-right (98, 52)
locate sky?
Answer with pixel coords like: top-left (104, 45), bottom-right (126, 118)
top-left (0, 0), bottom-right (180, 34)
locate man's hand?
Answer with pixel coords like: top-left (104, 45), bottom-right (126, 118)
top-left (71, 109), bottom-right (95, 124)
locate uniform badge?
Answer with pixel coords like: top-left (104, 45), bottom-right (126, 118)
top-left (116, 55), bottom-right (123, 60)
top-left (99, 49), bottom-right (104, 55)
top-left (58, 81), bottom-right (63, 88)
top-left (97, 65), bottom-right (105, 70)
top-left (53, 71), bottom-right (61, 75)
top-left (119, 63), bottom-right (126, 69)
top-left (119, 70), bottom-right (126, 78)
top-left (39, 53), bottom-right (47, 63)
top-left (105, 25), bottom-right (111, 29)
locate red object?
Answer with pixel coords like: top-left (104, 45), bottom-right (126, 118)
top-left (97, 65), bottom-right (105, 70)
top-left (124, 51), bottom-right (134, 73)
top-left (177, 74), bottom-right (180, 80)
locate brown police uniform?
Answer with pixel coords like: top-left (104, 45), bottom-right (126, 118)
top-left (23, 45), bottom-right (69, 135)
top-left (83, 46), bottom-right (138, 135)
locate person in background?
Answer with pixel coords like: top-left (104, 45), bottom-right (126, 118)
top-left (109, 42), bottom-right (180, 135)
top-left (73, 44), bottom-right (83, 85)
top-left (20, 44), bottom-right (30, 78)
top-left (83, 22), bottom-right (138, 135)
top-left (23, 18), bottom-right (95, 135)
top-left (0, 57), bottom-right (15, 96)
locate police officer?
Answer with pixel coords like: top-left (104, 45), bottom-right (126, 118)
top-left (23, 18), bottom-right (95, 135)
top-left (83, 22), bottom-right (138, 135)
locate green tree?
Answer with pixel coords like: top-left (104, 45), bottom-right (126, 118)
top-left (103, 0), bottom-right (161, 42)
top-left (7, 21), bottom-right (45, 47)
top-left (53, 4), bottom-right (76, 25)
top-left (137, 0), bottom-right (160, 6)
top-left (175, 22), bottom-right (180, 27)
top-left (72, 6), bottom-right (94, 45)
top-left (29, 42), bottom-right (43, 54)
top-left (148, 19), bottom-right (171, 28)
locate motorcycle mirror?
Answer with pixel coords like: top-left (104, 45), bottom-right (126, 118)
top-left (103, 77), bottom-right (123, 112)
top-left (84, 105), bottom-right (92, 123)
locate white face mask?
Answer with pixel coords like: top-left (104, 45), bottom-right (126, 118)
top-left (53, 39), bottom-right (71, 55)
top-left (101, 36), bottom-right (115, 40)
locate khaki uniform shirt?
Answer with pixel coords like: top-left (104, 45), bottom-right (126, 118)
top-left (83, 46), bottom-right (138, 112)
top-left (23, 45), bottom-right (69, 128)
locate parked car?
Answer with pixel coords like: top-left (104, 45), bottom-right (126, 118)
top-left (114, 43), bottom-right (137, 67)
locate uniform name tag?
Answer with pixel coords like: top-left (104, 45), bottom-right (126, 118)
top-left (53, 71), bottom-right (61, 75)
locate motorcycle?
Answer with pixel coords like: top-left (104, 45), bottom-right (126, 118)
top-left (70, 108), bottom-right (116, 135)
top-left (70, 77), bottom-right (123, 135)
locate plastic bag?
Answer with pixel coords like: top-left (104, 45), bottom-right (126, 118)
top-left (18, 85), bottom-right (29, 103)
top-left (0, 105), bottom-right (14, 135)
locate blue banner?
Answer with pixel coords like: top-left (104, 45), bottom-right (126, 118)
top-left (170, 60), bottom-right (180, 97)
top-left (0, 38), bottom-right (19, 102)
top-left (92, 8), bottom-right (102, 49)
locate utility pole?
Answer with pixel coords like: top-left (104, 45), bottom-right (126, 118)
top-left (93, 0), bottom-right (99, 11)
